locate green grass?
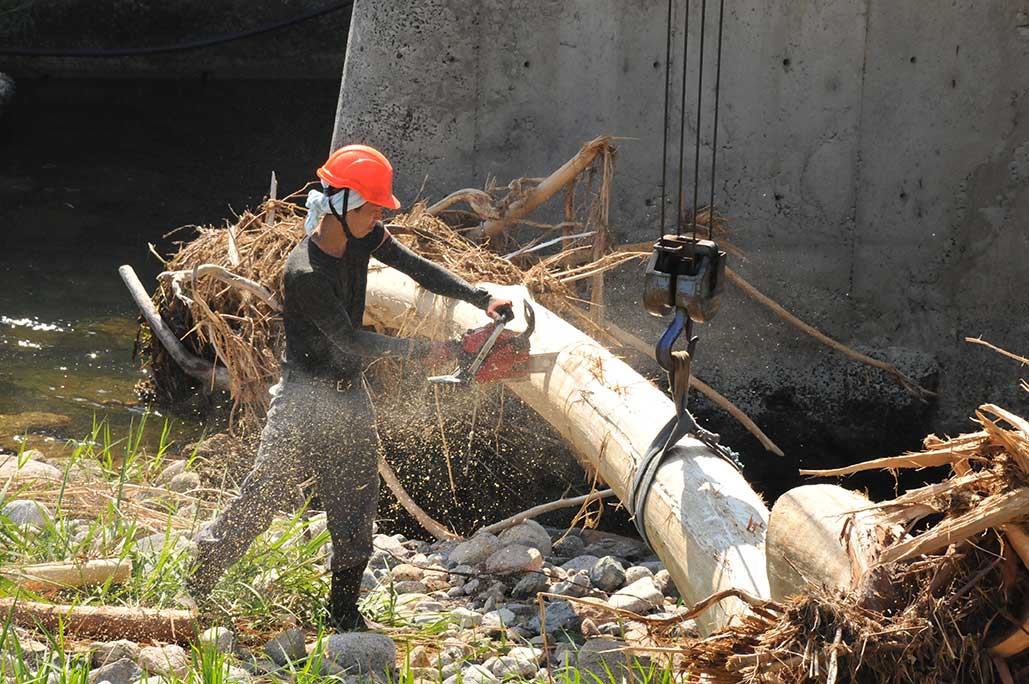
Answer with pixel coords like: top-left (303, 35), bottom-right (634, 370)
top-left (2, 416), bottom-right (673, 684)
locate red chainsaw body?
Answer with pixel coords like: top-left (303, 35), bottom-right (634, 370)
top-left (460, 323), bottom-right (532, 384)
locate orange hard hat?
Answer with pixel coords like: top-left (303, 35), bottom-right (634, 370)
top-left (316, 144), bottom-right (401, 210)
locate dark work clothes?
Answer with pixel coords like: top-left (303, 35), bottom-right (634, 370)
top-left (190, 222), bottom-right (491, 626)
top-left (283, 222), bottom-right (492, 379)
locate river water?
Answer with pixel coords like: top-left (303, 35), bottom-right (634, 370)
top-left (0, 78), bottom-right (340, 455)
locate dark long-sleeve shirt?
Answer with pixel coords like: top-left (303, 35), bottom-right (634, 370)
top-left (281, 222), bottom-right (491, 379)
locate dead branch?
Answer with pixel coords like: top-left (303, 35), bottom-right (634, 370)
top-left (160, 264), bottom-right (281, 312)
top-left (377, 455), bottom-right (459, 541)
top-left (426, 188), bottom-right (499, 219)
top-left (118, 265), bottom-right (230, 392)
top-left (477, 489), bottom-right (615, 536)
top-left (878, 487), bottom-right (1029, 565)
top-left (965, 337), bottom-right (1029, 366)
top-left (726, 268), bottom-right (935, 400)
top-left (479, 137), bottom-right (615, 238)
top-left (800, 450), bottom-right (978, 476)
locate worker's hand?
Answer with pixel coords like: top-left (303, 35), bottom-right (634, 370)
top-left (422, 340), bottom-right (460, 368)
top-left (486, 298), bottom-right (514, 321)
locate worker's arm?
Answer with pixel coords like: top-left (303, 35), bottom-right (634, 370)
top-left (373, 230), bottom-right (493, 310)
top-left (290, 269), bottom-right (428, 360)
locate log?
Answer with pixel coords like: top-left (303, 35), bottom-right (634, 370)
top-left (363, 267), bottom-right (770, 633)
top-left (769, 483), bottom-right (889, 600)
top-left (3, 558), bottom-right (132, 593)
top-left (767, 484), bottom-right (917, 616)
top-left (0, 599), bottom-right (194, 643)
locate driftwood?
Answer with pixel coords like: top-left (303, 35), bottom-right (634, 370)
top-left (119, 265), bottom-right (230, 392)
top-left (477, 137), bottom-right (615, 239)
top-left (477, 489), bottom-right (615, 536)
top-left (364, 269), bottom-right (770, 633)
top-left (725, 268), bottom-right (935, 400)
top-left (2, 559), bottom-right (131, 593)
top-left (0, 599), bottom-right (194, 643)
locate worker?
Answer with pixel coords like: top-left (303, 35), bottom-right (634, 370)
top-left (186, 144), bottom-right (512, 630)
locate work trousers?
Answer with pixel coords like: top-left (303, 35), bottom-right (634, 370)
top-left (190, 370), bottom-right (380, 602)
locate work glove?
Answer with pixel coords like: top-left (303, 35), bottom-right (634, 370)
top-left (421, 339), bottom-right (461, 369)
top-left (486, 297), bottom-right (515, 321)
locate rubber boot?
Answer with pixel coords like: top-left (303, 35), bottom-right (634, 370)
top-left (329, 565), bottom-right (368, 631)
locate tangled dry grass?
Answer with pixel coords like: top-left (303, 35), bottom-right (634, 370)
top-left (567, 403), bottom-right (1029, 683)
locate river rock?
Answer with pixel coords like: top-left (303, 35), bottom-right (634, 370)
top-left (3, 630), bottom-right (49, 670)
top-left (590, 556), bottom-right (627, 592)
top-left (560, 555), bottom-right (600, 574)
top-left (527, 599), bottom-right (578, 635)
top-left (583, 533), bottom-right (646, 560)
top-left (623, 565), bottom-right (654, 584)
top-left (0, 455), bottom-right (61, 483)
top-left (372, 533), bottom-right (408, 559)
top-left (577, 638), bottom-right (649, 678)
top-left (199, 626), bottom-right (236, 654)
top-left (2, 499), bottom-right (51, 528)
top-left (138, 645), bottom-right (188, 677)
top-left (488, 654), bottom-right (539, 678)
top-left (389, 563), bottom-right (424, 582)
top-left (511, 572), bottom-right (549, 599)
top-left (498, 520), bottom-right (552, 556)
top-left (552, 533), bottom-right (586, 559)
top-left (264, 628), bottom-right (306, 665)
top-left (88, 657), bottom-right (140, 684)
top-left (450, 533), bottom-right (501, 566)
top-left (607, 577), bottom-right (664, 614)
top-left (392, 580), bottom-right (428, 594)
top-left (167, 471), bottom-right (201, 494)
top-left (445, 664), bottom-right (497, 684)
top-left (653, 569), bottom-right (679, 598)
top-left (508, 646), bottom-right (544, 663)
top-left (90, 640), bottom-right (140, 668)
top-left (323, 633), bottom-right (396, 677)
top-left (448, 607), bottom-right (482, 628)
top-left (551, 572), bottom-right (591, 598)
top-left (485, 545), bottom-right (543, 575)
top-left (482, 608), bottom-right (516, 632)
top-left (155, 459), bottom-right (186, 485)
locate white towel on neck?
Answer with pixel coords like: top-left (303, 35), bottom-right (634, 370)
top-left (304, 184), bottom-right (367, 235)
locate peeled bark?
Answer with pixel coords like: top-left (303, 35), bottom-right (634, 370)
top-left (364, 266), bottom-right (770, 633)
top-left (765, 484), bottom-right (903, 602)
top-left (0, 599), bottom-right (194, 643)
top-left (3, 559), bottom-right (131, 593)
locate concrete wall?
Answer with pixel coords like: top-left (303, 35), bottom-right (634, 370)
top-left (333, 1), bottom-right (1028, 492)
top-left (0, 1), bottom-right (350, 78)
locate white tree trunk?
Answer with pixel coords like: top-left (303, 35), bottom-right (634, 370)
top-left (364, 265), bottom-right (770, 633)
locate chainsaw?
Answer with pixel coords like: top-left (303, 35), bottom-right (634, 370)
top-left (428, 301), bottom-right (556, 385)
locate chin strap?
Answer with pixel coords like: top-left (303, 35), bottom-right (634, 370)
top-left (326, 187), bottom-right (355, 241)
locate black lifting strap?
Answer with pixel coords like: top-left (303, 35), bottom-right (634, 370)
top-left (627, 352), bottom-right (743, 549)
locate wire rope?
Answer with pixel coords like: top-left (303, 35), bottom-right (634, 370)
top-left (659, 0), bottom-right (675, 235)
top-left (690, 0), bottom-right (708, 239)
top-left (708, 0), bottom-right (727, 240)
top-left (675, 0), bottom-right (692, 236)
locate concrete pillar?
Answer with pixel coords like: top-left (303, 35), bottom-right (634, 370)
top-left (333, 1), bottom-right (1029, 470)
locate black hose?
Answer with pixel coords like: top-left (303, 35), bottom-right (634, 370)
top-left (0, 2), bottom-right (352, 58)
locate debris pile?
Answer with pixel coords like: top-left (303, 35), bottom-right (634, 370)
top-left (641, 403), bottom-right (1029, 683)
